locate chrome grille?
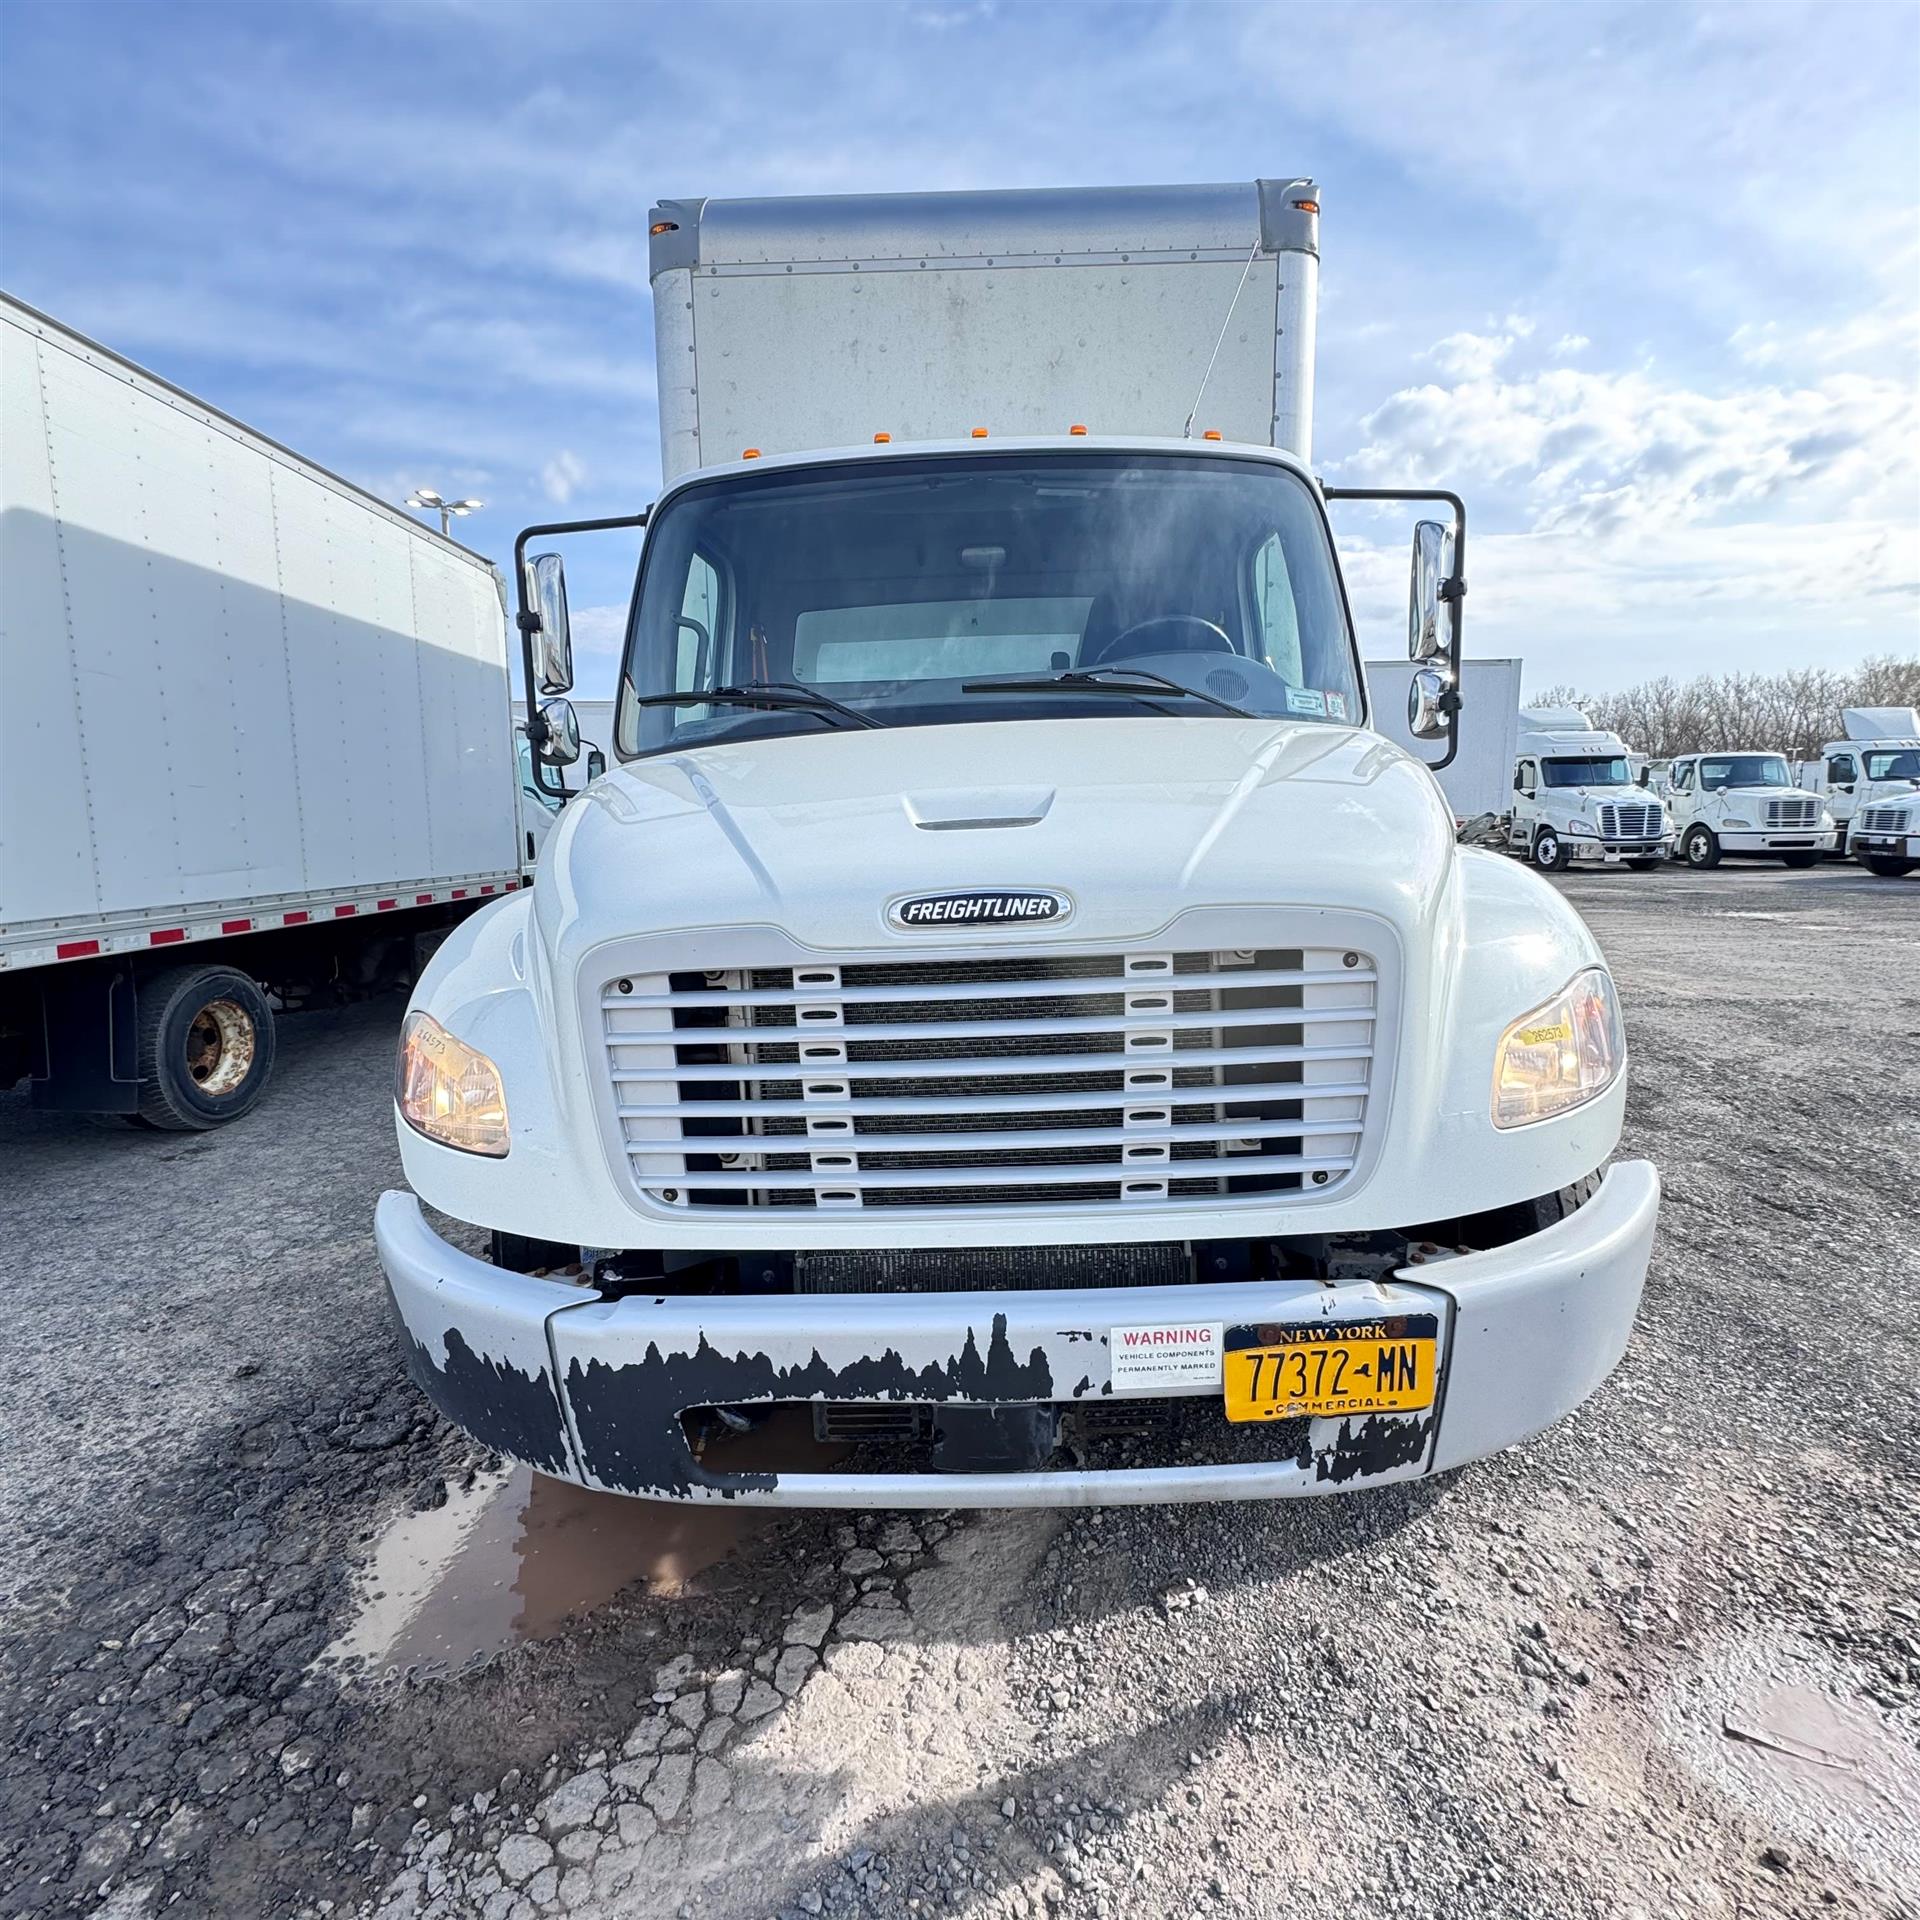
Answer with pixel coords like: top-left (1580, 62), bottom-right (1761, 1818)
top-left (1597, 802), bottom-right (1659, 840)
top-left (1859, 804), bottom-right (1910, 832)
top-left (1764, 798), bottom-right (1820, 827)
top-left (600, 947), bottom-right (1379, 1214)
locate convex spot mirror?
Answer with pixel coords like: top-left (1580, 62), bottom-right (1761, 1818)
top-left (537, 696), bottom-right (581, 768)
top-left (525, 552), bottom-right (574, 695)
top-left (1407, 519), bottom-right (1456, 662)
top-left (1408, 665), bottom-right (1454, 741)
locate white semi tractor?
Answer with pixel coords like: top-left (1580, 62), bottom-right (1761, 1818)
top-left (1506, 709), bottom-right (1672, 871)
top-left (1798, 708), bottom-right (1920, 875)
top-left (375, 181), bottom-right (1659, 1509)
top-left (0, 294), bottom-right (561, 1127)
top-left (1661, 752), bottom-right (1834, 869)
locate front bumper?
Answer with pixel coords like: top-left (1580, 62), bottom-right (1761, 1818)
top-left (375, 1161), bottom-right (1660, 1508)
top-left (1719, 829), bottom-right (1836, 854)
top-left (1850, 830), bottom-right (1920, 858)
top-left (1570, 838), bottom-right (1669, 864)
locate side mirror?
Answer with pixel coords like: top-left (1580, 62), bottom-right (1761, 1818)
top-left (1407, 665), bottom-right (1453, 741)
top-left (525, 552), bottom-right (574, 695)
top-left (1407, 520), bottom-right (1455, 662)
top-left (585, 745), bottom-right (607, 781)
top-left (536, 696), bottom-right (581, 767)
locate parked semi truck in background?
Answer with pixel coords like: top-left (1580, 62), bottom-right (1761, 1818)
top-left (376, 180), bottom-right (1660, 1509)
top-left (1798, 708), bottom-right (1920, 876)
top-left (0, 294), bottom-right (566, 1127)
top-left (1662, 751), bottom-right (1834, 869)
top-left (1507, 708), bottom-right (1671, 872)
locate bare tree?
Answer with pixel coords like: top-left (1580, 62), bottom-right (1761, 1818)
top-left (1523, 655), bottom-right (1919, 760)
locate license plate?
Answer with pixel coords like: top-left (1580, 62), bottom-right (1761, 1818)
top-left (1223, 1318), bottom-right (1438, 1423)
top-left (1602, 851), bottom-right (1621, 864)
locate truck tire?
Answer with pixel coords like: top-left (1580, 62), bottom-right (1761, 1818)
top-left (1627, 858), bottom-right (1663, 871)
top-left (134, 965), bottom-right (276, 1130)
top-left (1780, 851), bottom-right (1820, 869)
top-left (1864, 854), bottom-right (1917, 877)
top-left (1682, 824), bottom-right (1721, 869)
top-left (1532, 828), bottom-right (1572, 872)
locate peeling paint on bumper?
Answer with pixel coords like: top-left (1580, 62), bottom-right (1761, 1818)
top-left (373, 1160), bottom-right (1658, 1508)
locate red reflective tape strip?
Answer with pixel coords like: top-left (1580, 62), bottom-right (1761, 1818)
top-left (284, 910), bottom-right (309, 925)
top-left (150, 929), bottom-right (186, 945)
top-left (377, 898), bottom-right (398, 911)
top-left (222, 918), bottom-right (251, 934)
top-left (334, 904), bottom-right (357, 917)
top-left (416, 893), bottom-right (435, 905)
top-left (57, 939), bottom-right (100, 960)
top-left (451, 889), bottom-right (468, 900)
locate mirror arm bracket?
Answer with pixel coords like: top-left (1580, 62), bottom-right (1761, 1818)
top-left (510, 509), bottom-right (650, 802)
top-left (1322, 485), bottom-right (1467, 772)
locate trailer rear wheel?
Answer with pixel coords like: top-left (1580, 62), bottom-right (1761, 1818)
top-left (1864, 854), bottom-right (1917, 877)
top-left (135, 965), bottom-right (276, 1130)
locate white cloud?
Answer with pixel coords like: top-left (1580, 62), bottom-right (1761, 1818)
top-left (1337, 347), bottom-right (1919, 539)
top-left (1553, 334), bottom-right (1590, 358)
top-left (569, 603), bottom-right (628, 659)
top-left (542, 449), bottom-right (587, 505)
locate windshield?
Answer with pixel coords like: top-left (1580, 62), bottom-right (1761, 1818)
top-left (616, 452), bottom-right (1360, 758)
top-left (1542, 756), bottom-right (1631, 788)
top-left (1863, 749), bottom-right (1920, 781)
top-left (1698, 755), bottom-right (1791, 790)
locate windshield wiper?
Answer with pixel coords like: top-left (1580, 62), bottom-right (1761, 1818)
top-left (632, 684), bottom-right (883, 730)
top-left (959, 666), bottom-right (1253, 718)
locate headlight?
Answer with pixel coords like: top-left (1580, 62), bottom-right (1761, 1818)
top-left (397, 1012), bottom-right (510, 1156)
top-left (1721, 816), bottom-right (1751, 829)
top-left (1492, 968), bottom-right (1624, 1129)
top-left (1565, 820), bottom-right (1596, 837)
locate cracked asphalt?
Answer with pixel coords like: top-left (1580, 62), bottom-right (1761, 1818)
top-left (2, 862), bottom-right (1916, 1920)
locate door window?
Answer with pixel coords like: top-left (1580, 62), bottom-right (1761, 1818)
top-left (1250, 533), bottom-right (1304, 683)
top-left (1827, 754), bottom-right (1856, 784)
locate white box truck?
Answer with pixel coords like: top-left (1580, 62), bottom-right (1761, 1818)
top-left (0, 294), bottom-right (565, 1127)
top-left (1366, 657), bottom-right (1522, 825)
top-left (1506, 708), bottom-right (1672, 871)
top-left (1798, 708), bottom-right (1920, 875)
top-left (375, 181), bottom-right (1659, 1509)
top-left (1662, 751), bottom-right (1834, 869)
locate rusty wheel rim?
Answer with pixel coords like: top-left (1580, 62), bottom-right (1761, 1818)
top-left (184, 997), bottom-right (255, 1097)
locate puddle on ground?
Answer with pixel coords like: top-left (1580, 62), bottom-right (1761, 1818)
top-left (323, 1413), bottom-right (825, 1678)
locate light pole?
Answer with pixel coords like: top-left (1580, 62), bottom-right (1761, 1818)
top-left (405, 488), bottom-right (484, 539)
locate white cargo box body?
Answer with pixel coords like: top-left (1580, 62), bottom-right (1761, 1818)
top-left (1365, 659), bottom-right (1524, 819)
top-left (0, 295), bottom-right (522, 972)
top-left (648, 180), bottom-right (1321, 480)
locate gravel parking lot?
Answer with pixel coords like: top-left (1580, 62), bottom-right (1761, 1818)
top-left (3, 863), bottom-right (1916, 1920)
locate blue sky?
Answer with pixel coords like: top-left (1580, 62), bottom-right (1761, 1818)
top-left (3, 0), bottom-right (1916, 707)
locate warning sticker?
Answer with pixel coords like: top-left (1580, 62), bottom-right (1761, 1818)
top-left (1108, 1320), bottom-right (1225, 1393)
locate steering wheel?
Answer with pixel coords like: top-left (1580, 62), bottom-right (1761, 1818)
top-left (1082, 614), bottom-right (1235, 668)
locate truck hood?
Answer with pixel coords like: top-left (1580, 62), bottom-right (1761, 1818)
top-left (544, 715), bottom-right (1458, 953)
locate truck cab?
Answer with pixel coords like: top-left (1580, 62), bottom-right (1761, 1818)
top-left (1664, 751), bottom-right (1833, 869)
top-left (1799, 708), bottom-right (1920, 865)
top-left (1507, 709), bottom-right (1671, 871)
top-left (373, 181), bottom-right (1658, 1509)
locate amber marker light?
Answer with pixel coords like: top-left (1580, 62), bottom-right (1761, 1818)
top-left (874, 432), bottom-right (891, 443)
top-left (1203, 429), bottom-right (1224, 442)
top-left (742, 448), bottom-right (761, 460)
top-left (971, 427), bottom-right (989, 438)
top-left (1069, 424), bottom-right (1088, 436)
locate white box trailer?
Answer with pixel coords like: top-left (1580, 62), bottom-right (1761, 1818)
top-left (0, 293), bottom-right (538, 1127)
top-left (648, 179), bottom-right (1322, 478)
top-left (371, 179), bottom-right (1660, 1515)
top-left (1365, 658), bottom-right (1522, 821)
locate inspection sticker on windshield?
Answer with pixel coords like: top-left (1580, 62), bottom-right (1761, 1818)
top-left (1285, 687), bottom-right (1327, 717)
top-left (1325, 690), bottom-right (1351, 722)
top-left (1108, 1320), bottom-right (1224, 1393)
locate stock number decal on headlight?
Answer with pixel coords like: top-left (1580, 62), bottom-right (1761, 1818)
top-left (888, 888), bottom-right (1072, 930)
